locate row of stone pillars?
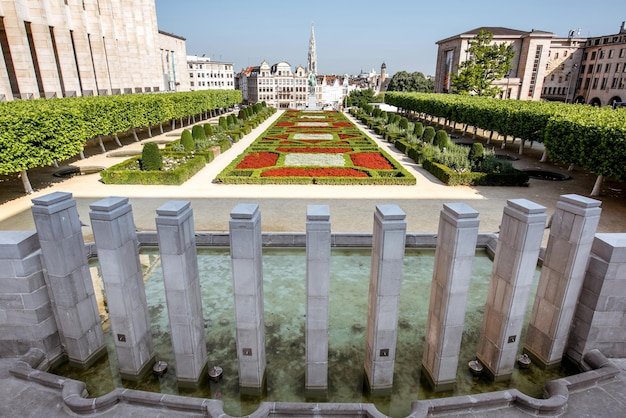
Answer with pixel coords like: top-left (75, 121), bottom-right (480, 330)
top-left (1, 191), bottom-right (623, 396)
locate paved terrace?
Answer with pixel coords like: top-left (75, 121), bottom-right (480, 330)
top-left (1, 109), bottom-right (626, 417)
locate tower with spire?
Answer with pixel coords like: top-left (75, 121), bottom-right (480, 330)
top-left (307, 23), bottom-right (317, 75)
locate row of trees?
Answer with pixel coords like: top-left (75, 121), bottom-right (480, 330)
top-left (0, 89), bottom-right (241, 193)
top-left (384, 92), bottom-right (626, 195)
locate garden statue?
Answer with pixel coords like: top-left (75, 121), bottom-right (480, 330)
top-left (309, 72), bottom-right (316, 94)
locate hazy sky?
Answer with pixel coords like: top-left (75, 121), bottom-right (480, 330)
top-left (155, 0), bottom-right (620, 76)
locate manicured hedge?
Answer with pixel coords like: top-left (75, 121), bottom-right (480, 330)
top-left (100, 153), bottom-right (207, 185)
top-left (423, 159), bottom-right (529, 186)
top-left (384, 92), bottom-right (626, 182)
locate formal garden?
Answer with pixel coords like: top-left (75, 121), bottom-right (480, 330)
top-left (100, 102), bottom-right (275, 185)
top-left (214, 109), bottom-right (415, 185)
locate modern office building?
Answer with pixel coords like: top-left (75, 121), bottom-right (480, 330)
top-left (187, 55), bottom-right (234, 91)
top-left (0, 0), bottom-right (188, 101)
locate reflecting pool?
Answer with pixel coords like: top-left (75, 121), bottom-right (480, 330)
top-left (54, 247), bottom-right (570, 418)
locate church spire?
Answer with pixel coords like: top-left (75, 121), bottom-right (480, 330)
top-left (307, 23), bottom-right (317, 75)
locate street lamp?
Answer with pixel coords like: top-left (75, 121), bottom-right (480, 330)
top-left (504, 73), bottom-right (510, 99)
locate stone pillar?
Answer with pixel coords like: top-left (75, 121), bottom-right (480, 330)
top-left (364, 205), bottom-right (406, 394)
top-left (155, 200), bottom-right (207, 385)
top-left (422, 203), bottom-right (479, 391)
top-left (566, 233), bottom-right (626, 363)
top-left (524, 194), bottom-right (601, 368)
top-left (477, 199), bottom-right (547, 381)
top-left (31, 192), bottom-right (105, 367)
top-left (89, 197), bottom-right (154, 380)
top-left (0, 231), bottom-right (62, 364)
top-left (305, 205), bottom-right (331, 398)
top-left (230, 204), bottom-right (265, 392)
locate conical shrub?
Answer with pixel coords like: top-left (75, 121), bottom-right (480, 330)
top-left (141, 142), bottom-right (162, 171)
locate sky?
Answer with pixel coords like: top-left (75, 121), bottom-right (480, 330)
top-left (155, 0), bottom-right (620, 77)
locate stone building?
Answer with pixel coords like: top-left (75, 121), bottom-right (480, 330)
top-left (435, 22), bottom-right (626, 106)
top-left (574, 21), bottom-right (626, 106)
top-left (187, 55), bottom-right (234, 91)
top-left (540, 32), bottom-right (586, 103)
top-left (237, 60), bottom-right (309, 109)
top-left (435, 27), bottom-right (555, 100)
top-left (0, 0), bottom-right (188, 101)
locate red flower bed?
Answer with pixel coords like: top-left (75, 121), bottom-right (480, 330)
top-left (338, 134), bottom-right (358, 139)
top-left (276, 122), bottom-right (294, 127)
top-left (350, 152), bottom-right (394, 169)
top-left (333, 122), bottom-right (352, 127)
top-left (236, 152), bottom-right (279, 169)
top-left (261, 167), bottom-right (368, 177)
top-left (276, 147), bottom-right (352, 153)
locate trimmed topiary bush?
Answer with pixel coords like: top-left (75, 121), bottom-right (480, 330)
top-left (423, 126), bottom-right (436, 144)
top-left (218, 116), bottom-right (227, 130)
top-left (413, 122), bottom-right (424, 139)
top-left (140, 142), bottom-right (162, 171)
top-left (468, 142), bottom-right (485, 165)
top-left (192, 125), bottom-right (207, 142)
top-left (434, 130), bottom-right (450, 150)
top-left (399, 117), bottom-right (409, 130)
top-left (203, 123), bottom-right (214, 136)
top-left (181, 129), bottom-right (194, 151)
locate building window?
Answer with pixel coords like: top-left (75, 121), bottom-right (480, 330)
top-left (605, 63), bottom-right (611, 72)
top-left (190, 82), bottom-right (194, 87)
top-left (583, 52), bottom-right (588, 61)
top-left (591, 51), bottom-right (597, 60)
top-left (609, 49), bottom-right (614, 58)
top-left (620, 49), bottom-right (625, 58)
top-left (592, 77), bottom-right (598, 89)
top-left (584, 78), bottom-right (591, 89)
top-left (599, 50), bottom-right (605, 59)
top-left (601, 77), bottom-right (608, 89)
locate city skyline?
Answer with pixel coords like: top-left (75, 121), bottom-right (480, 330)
top-left (155, 0), bottom-right (616, 76)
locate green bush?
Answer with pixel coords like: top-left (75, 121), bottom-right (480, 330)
top-left (192, 125), bottom-right (207, 141)
top-left (180, 129), bottom-right (194, 151)
top-left (203, 123), bottom-right (214, 136)
top-left (413, 122), bottom-right (424, 139)
top-left (218, 116), bottom-right (227, 130)
top-left (423, 159), bottom-right (528, 186)
top-left (423, 126), bottom-right (436, 144)
top-left (101, 154), bottom-right (206, 185)
top-left (434, 130), bottom-right (450, 150)
top-left (399, 117), bottom-right (409, 130)
top-left (140, 142), bottom-right (162, 171)
top-left (468, 142), bottom-right (485, 168)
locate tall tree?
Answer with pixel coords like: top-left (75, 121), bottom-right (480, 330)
top-left (386, 71), bottom-right (434, 92)
top-left (451, 30), bottom-right (514, 97)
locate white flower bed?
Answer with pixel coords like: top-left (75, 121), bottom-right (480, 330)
top-left (284, 153), bottom-right (346, 167)
top-left (301, 115), bottom-right (326, 119)
top-left (293, 133), bottom-right (333, 140)
top-left (296, 122), bottom-right (329, 127)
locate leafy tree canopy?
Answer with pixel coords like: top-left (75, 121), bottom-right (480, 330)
top-left (451, 30), bottom-right (514, 97)
top-left (386, 71), bottom-right (434, 93)
top-left (345, 88), bottom-right (383, 107)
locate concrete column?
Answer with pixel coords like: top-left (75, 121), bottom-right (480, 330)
top-left (364, 205), bottom-right (406, 394)
top-left (89, 197), bottom-right (154, 380)
top-left (422, 203), bottom-right (479, 391)
top-left (566, 233), bottom-right (626, 363)
top-left (524, 194), bottom-right (602, 368)
top-left (156, 200), bottom-right (208, 386)
top-left (477, 199), bottom-right (547, 381)
top-left (230, 204), bottom-right (265, 392)
top-left (0, 231), bottom-right (62, 364)
top-left (31, 192), bottom-right (105, 367)
top-left (305, 205), bottom-right (331, 398)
